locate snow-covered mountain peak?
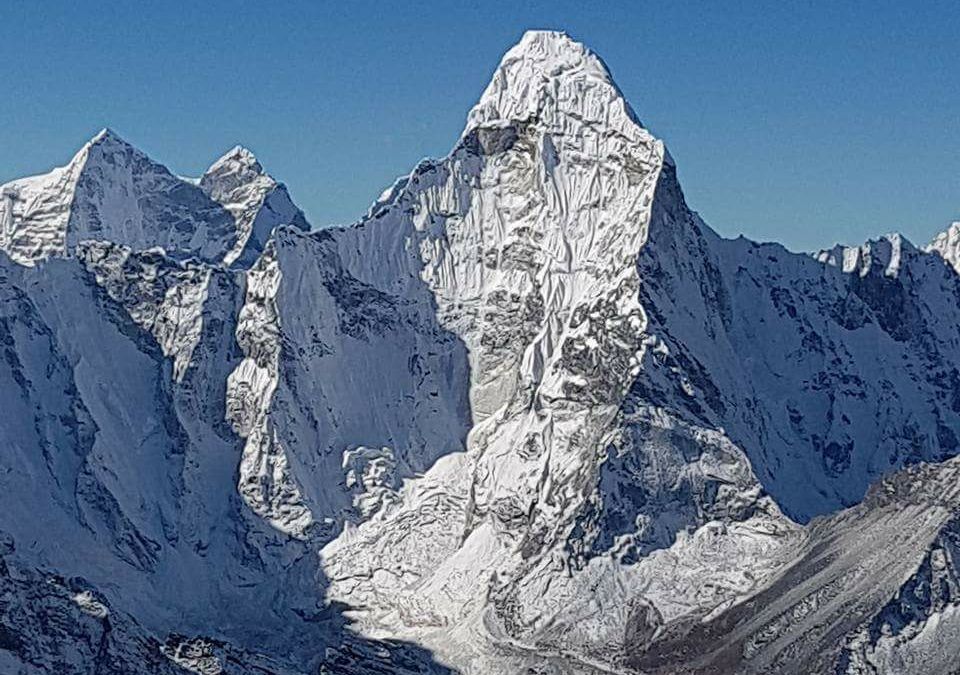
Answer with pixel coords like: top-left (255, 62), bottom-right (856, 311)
top-left (464, 30), bottom-right (648, 145)
top-left (87, 126), bottom-right (133, 149)
top-left (200, 144), bottom-right (309, 267)
top-left (928, 221), bottom-right (960, 274)
top-left (0, 129), bottom-right (310, 269)
top-left (200, 146), bottom-right (271, 203)
top-left (204, 145), bottom-right (264, 178)
top-left (78, 128), bottom-right (160, 174)
top-left (0, 130), bottom-right (240, 265)
top-left (501, 29), bottom-right (597, 73)
top-left (78, 128), bottom-right (163, 177)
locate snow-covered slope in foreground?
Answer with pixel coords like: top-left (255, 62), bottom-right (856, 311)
top-left (2, 30), bottom-right (960, 675)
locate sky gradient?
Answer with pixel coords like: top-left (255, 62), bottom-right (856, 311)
top-left (1, 1), bottom-right (958, 252)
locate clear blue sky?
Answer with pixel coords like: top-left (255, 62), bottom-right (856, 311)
top-left (2, 1), bottom-right (958, 252)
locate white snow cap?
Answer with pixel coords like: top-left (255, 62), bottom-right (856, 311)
top-left (207, 145), bottom-right (263, 175)
top-left (200, 144), bottom-right (272, 205)
top-left (465, 30), bottom-right (645, 136)
top-left (929, 220), bottom-right (960, 274)
top-left (84, 128), bottom-right (142, 157)
top-left (90, 127), bottom-right (122, 143)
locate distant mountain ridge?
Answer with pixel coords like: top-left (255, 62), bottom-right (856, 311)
top-left (1, 30), bottom-right (959, 674)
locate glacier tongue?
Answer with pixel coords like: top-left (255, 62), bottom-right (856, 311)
top-left (2, 28), bottom-right (960, 675)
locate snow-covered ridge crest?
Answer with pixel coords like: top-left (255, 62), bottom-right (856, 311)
top-left (0, 129), bottom-right (307, 269)
top-left (928, 221), bottom-right (960, 274)
top-left (0, 130), bottom-right (100, 264)
top-left (816, 232), bottom-right (913, 278)
top-left (466, 30), bottom-right (649, 144)
top-left (1, 129), bottom-right (239, 265)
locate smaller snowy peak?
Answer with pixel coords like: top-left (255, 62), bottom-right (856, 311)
top-left (75, 128), bottom-right (162, 181)
top-left (464, 30), bottom-right (648, 142)
top-left (200, 145), bottom-right (309, 267)
top-left (199, 146), bottom-right (274, 237)
top-left (1, 130), bottom-right (309, 270)
top-left (817, 233), bottom-right (915, 278)
top-left (67, 130), bottom-right (240, 261)
top-left (1, 129), bottom-right (240, 265)
top-left (928, 221), bottom-right (960, 275)
top-left (78, 128), bottom-right (161, 174)
top-left (88, 127), bottom-right (132, 149)
top-left (202, 146), bottom-right (265, 189)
